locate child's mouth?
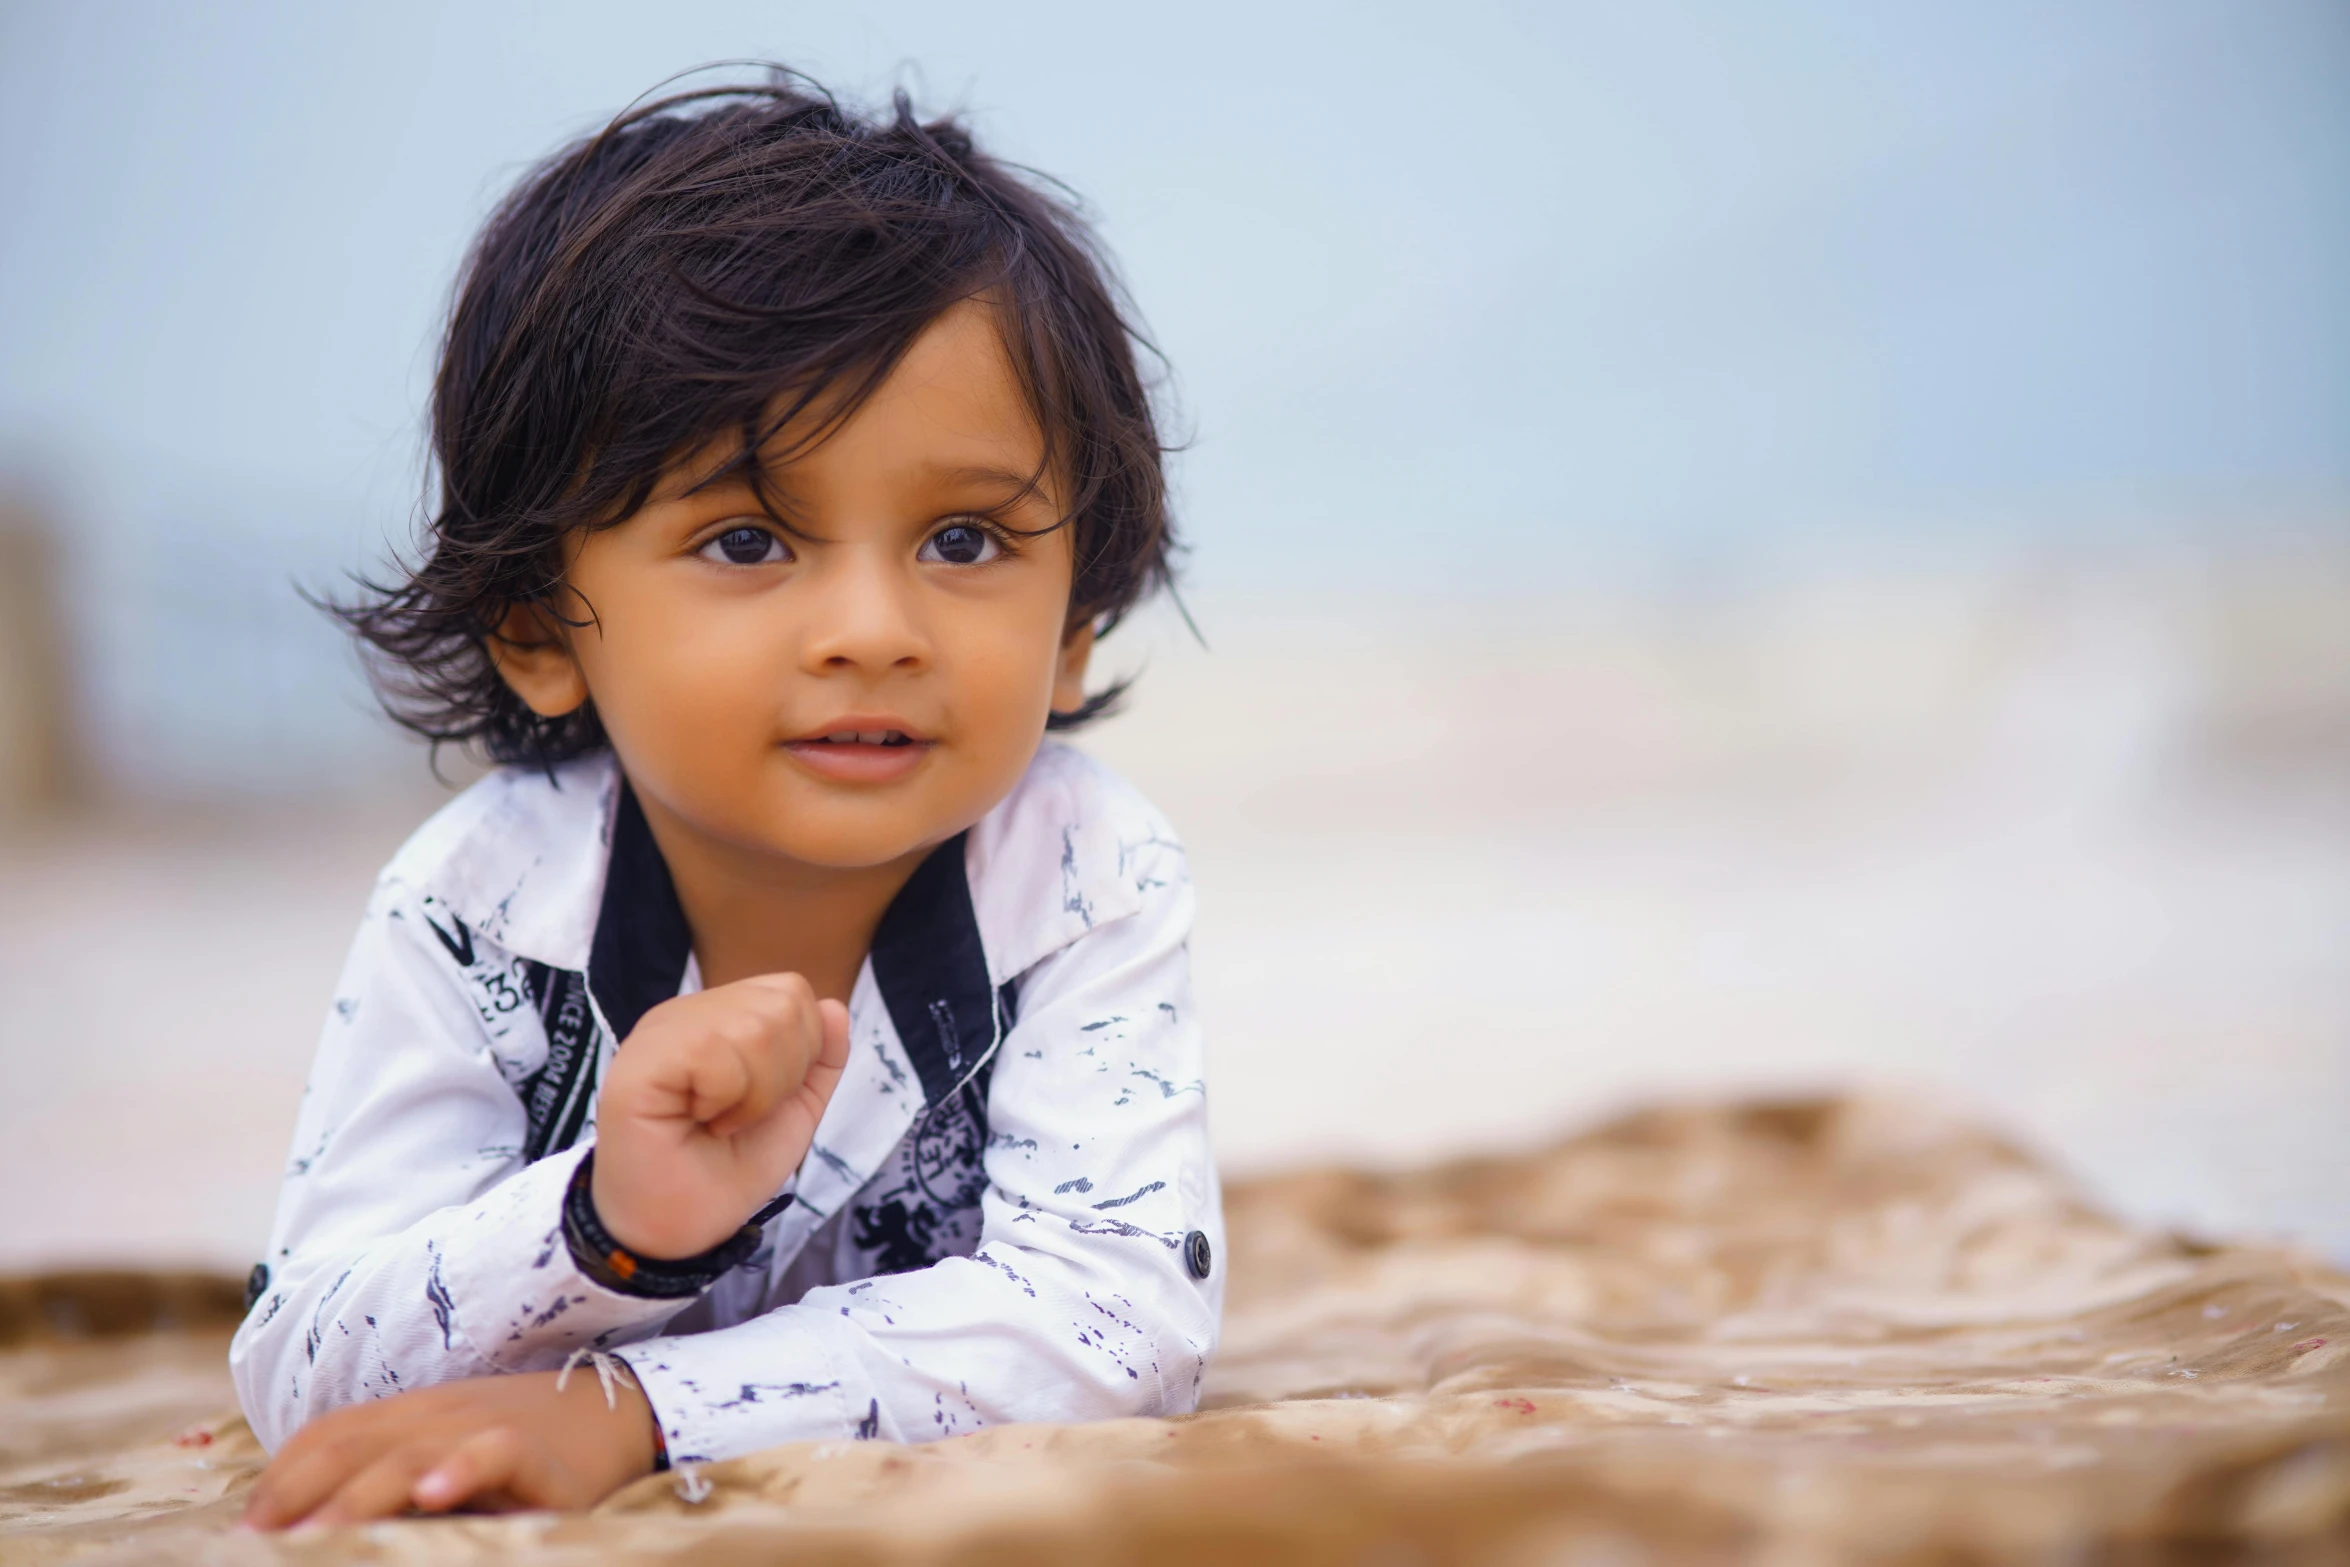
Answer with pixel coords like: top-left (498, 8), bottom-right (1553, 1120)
top-left (785, 728), bottom-right (932, 782)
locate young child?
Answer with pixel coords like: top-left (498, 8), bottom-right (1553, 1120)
top-left (230, 72), bottom-right (1220, 1527)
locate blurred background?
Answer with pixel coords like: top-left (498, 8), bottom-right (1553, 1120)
top-left (0, 1), bottom-right (2344, 1269)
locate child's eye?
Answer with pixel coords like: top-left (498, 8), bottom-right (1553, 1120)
top-left (919, 522), bottom-right (1003, 567)
top-left (699, 525), bottom-right (789, 566)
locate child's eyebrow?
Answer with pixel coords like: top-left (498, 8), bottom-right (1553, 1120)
top-left (925, 462), bottom-right (1056, 505)
top-left (670, 457), bottom-right (1056, 527)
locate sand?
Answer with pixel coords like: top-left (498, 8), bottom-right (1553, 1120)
top-left (3, 1095), bottom-right (2345, 1564)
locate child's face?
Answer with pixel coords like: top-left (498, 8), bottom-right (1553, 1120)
top-left (493, 300), bottom-right (1090, 872)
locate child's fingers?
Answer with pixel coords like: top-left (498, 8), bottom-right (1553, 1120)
top-left (301, 1444), bottom-right (446, 1527)
top-left (727, 996), bottom-right (850, 1171)
top-left (677, 1027), bottom-right (756, 1129)
top-left (240, 1431), bottom-right (378, 1530)
top-left (801, 998), bottom-right (851, 1102)
top-left (411, 1426), bottom-right (568, 1513)
top-left (695, 1023), bottom-right (781, 1138)
top-left (817, 998), bottom-right (851, 1069)
top-left (703, 978), bottom-right (823, 1138)
top-left (410, 1426), bottom-right (520, 1512)
top-left (751, 999), bottom-right (851, 1155)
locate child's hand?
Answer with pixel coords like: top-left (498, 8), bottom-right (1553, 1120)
top-left (593, 974), bottom-right (850, 1259)
top-left (240, 1368), bottom-right (657, 1528)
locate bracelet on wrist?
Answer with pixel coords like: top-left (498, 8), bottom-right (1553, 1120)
top-left (562, 1151), bottom-right (761, 1300)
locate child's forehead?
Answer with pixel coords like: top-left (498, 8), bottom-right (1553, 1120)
top-left (660, 302), bottom-right (1055, 505)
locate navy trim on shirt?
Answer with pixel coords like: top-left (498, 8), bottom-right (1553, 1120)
top-left (524, 797), bottom-right (1010, 1165)
top-left (870, 832), bottom-right (1014, 1109)
top-left (588, 783), bottom-right (694, 1050)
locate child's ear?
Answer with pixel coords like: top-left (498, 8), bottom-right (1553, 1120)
top-left (486, 600), bottom-right (590, 718)
top-left (1050, 620), bottom-right (1097, 716)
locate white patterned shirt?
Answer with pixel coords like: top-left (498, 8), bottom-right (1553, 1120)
top-left (228, 742), bottom-right (1222, 1465)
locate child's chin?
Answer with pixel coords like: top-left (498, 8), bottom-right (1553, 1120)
top-left (751, 800), bottom-right (964, 873)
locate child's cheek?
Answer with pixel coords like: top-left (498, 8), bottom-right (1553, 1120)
top-left (590, 593), bottom-right (780, 796)
top-left (958, 611), bottom-right (1062, 754)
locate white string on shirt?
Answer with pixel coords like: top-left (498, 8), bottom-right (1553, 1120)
top-left (554, 1345), bottom-right (626, 1410)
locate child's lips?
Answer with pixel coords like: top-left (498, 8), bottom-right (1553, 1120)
top-left (783, 733), bottom-right (935, 783)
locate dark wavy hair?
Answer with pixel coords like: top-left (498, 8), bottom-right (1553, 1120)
top-left (333, 68), bottom-right (1176, 767)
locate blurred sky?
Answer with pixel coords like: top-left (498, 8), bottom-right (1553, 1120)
top-left (1, 0), bottom-right (2346, 787)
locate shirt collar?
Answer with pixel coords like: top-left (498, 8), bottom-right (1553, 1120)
top-left (419, 741), bottom-right (1139, 991)
top-left (426, 752), bottom-right (621, 975)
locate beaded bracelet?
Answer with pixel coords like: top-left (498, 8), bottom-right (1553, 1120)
top-left (562, 1151), bottom-right (762, 1299)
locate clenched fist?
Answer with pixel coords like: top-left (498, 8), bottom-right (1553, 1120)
top-left (591, 974), bottom-right (850, 1259)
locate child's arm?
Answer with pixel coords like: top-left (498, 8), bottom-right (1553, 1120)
top-left (229, 877), bottom-right (845, 1457)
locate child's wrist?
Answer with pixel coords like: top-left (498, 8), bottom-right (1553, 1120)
top-left (562, 1151), bottom-right (760, 1299)
top-left (599, 1357), bottom-right (670, 1474)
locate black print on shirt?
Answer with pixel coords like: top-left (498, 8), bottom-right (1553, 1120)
top-left (517, 962), bottom-right (600, 1161)
top-left (912, 1076), bottom-right (991, 1211)
top-left (850, 1196), bottom-right (943, 1275)
top-left (851, 1069), bottom-right (994, 1275)
top-left (423, 909), bottom-right (475, 969)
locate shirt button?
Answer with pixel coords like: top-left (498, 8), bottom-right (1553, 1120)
top-left (1182, 1230), bottom-right (1212, 1281)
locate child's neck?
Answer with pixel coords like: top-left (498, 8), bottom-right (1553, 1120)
top-left (633, 790), bottom-right (931, 1003)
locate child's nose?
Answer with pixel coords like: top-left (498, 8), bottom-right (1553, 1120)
top-left (799, 552), bottom-right (930, 673)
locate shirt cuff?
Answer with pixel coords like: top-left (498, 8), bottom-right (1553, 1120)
top-left (432, 1140), bottom-right (698, 1370)
top-left (614, 1310), bottom-right (865, 1465)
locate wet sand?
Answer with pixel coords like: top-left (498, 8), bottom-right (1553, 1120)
top-left (1, 1096), bottom-right (2345, 1563)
